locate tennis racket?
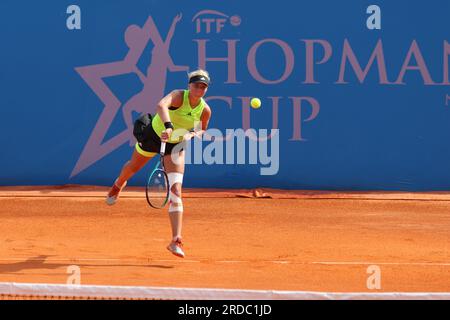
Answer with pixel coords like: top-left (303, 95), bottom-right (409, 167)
top-left (145, 142), bottom-right (169, 209)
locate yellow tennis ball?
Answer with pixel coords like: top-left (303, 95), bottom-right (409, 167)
top-left (251, 98), bottom-right (261, 109)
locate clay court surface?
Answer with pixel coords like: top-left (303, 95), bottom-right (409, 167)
top-left (0, 186), bottom-right (449, 293)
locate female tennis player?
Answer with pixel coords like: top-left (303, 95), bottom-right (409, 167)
top-left (106, 69), bottom-right (212, 258)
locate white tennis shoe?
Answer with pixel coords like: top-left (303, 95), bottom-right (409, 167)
top-left (167, 238), bottom-right (185, 258)
top-left (106, 180), bottom-right (127, 205)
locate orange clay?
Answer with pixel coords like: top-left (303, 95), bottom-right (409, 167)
top-left (0, 186), bottom-right (449, 292)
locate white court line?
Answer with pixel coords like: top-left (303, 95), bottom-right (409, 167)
top-left (312, 261), bottom-right (450, 266)
top-left (0, 282), bottom-right (449, 300)
top-left (0, 258), bottom-right (450, 266)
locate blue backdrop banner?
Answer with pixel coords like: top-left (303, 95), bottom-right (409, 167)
top-left (1, 0), bottom-right (449, 190)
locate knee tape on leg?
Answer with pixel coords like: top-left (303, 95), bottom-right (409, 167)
top-left (167, 172), bottom-right (183, 213)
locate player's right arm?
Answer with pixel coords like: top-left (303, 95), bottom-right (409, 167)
top-left (157, 90), bottom-right (183, 142)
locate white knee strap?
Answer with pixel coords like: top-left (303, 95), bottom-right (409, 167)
top-left (167, 172), bottom-right (183, 213)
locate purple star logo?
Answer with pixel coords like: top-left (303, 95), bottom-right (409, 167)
top-left (71, 14), bottom-right (188, 178)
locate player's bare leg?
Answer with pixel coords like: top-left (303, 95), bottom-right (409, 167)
top-left (106, 148), bottom-right (154, 205)
top-left (164, 150), bottom-right (186, 257)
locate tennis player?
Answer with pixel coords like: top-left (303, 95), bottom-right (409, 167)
top-left (106, 69), bottom-right (212, 258)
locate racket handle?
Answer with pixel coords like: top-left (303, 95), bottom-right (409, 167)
top-left (160, 141), bottom-right (166, 156)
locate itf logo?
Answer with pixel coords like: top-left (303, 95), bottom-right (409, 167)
top-left (71, 14), bottom-right (187, 178)
top-left (192, 10), bottom-right (241, 34)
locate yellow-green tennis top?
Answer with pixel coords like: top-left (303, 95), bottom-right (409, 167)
top-left (151, 90), bottom-right (205, 143)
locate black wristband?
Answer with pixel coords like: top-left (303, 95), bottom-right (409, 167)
top-left (164, 122), bottom-right (174, 129)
